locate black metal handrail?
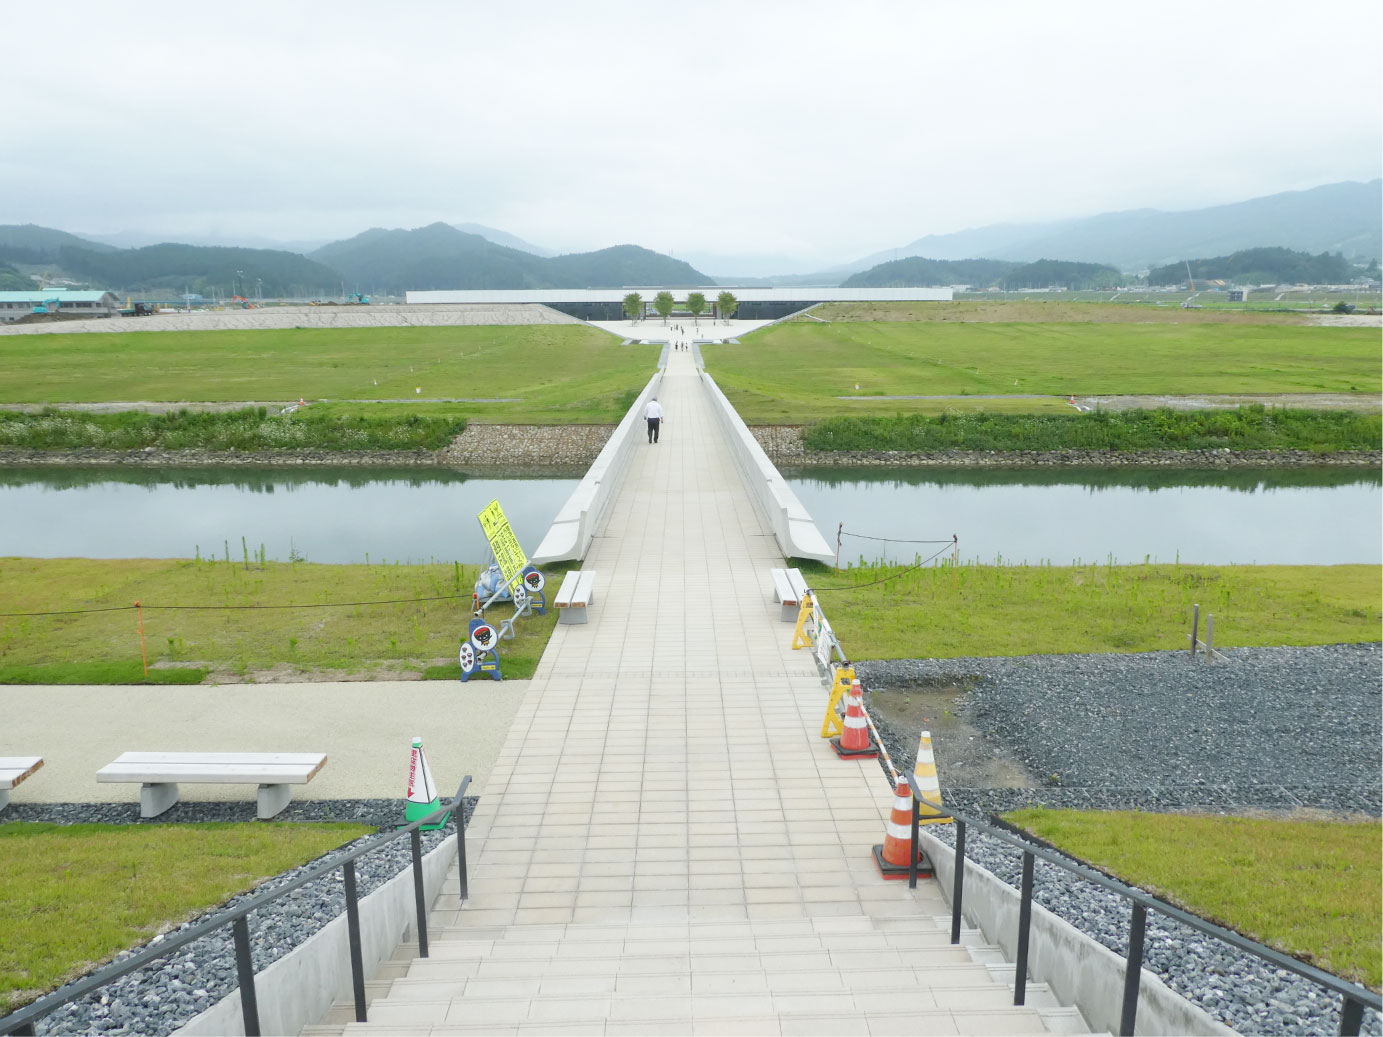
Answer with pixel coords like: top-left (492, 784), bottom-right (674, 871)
top-left (901, 774), bottom-right (1380, 1037)
top-left (1, 777), bottom-right (472, 1037)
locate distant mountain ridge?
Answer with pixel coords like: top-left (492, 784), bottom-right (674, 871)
top-left (849, 180), bottom-right (1381, 273)
top-left (311, 223), bottom-right (708, 292)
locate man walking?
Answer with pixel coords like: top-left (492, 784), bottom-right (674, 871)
top-left (645, 396), bottom-right (664, 444)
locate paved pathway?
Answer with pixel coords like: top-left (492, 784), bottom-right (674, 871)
top-left (314, 352), bottom-right (1071, 1034)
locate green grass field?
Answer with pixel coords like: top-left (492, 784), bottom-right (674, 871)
top-left (708, 319), bottom-right (1380, 422)
top-left (807, 561), bottom-right (1381, 659)
top-left (1006, 810), bottom-right (1382, 987)
top-left (0, 821), bottom-right (372, 1013)
top-left (0, 325), bottom-right (655, 423)
top-left (802, 300), bottom-right (1320, 324)
top-left (0, 558), bottom-right (561, 683)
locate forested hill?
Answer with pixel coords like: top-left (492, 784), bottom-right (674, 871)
top-left (0, 224), bottom-right (116, 264)
top-left (45, 243), bottom-right (342, 297)
top-left (1147, 247), bottom-right (1361, 287)
top-left (313, 223), bottom-right (707, 292)
top-left (843, 256), bottom-right (1120, 290)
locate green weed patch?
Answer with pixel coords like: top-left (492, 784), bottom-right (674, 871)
top-left (0, 822), bottom-right (372, 1013)
top-left (804, 407), bottom-right (1381, 454)
top-left (1006, 810), bottom-right (1382, 988)
top-left (0, 660), bottom-right (206, 685)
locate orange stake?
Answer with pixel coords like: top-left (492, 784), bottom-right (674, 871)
top-left (135, 600), bottom-right (148, 678)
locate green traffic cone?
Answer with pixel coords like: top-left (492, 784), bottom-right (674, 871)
top-left (404, 736), bottom-right (447, 830)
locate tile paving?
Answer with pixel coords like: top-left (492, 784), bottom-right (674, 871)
top-left (308, 352), bottom-right (1073, 1035)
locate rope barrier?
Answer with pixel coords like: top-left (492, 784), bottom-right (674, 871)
top-left (0, 593), bottom-right (470, 619)
top-left (841, 531), bottom-right (954, 544)
top-left (861, 702), bottom-right (900, 787)
top-left (810, 542), bottom-right (956, 592)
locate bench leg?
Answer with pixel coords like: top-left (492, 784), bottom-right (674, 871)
top-left (781, 602), bottom-right (799, 623)
top-left (0, 790), bottom-right (9, 811)
top-left (558, 609), bottom-right (588, 625)
top-left (140, 782), bottom-right (180, 818)
top-left (258, 784), bottom-right (292, 819)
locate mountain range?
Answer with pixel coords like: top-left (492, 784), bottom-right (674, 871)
top-left (2, 179), bottom-right (1376, 294)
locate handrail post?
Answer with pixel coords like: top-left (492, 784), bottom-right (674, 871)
top-left (950, 820), bottom-right (966, 944)
top-left (1013, 851), bottom-right (1034, 1006)
top-left (908, 792), bottom-right (920, 889)
top-left (1339, 995), bottom-right (1365, 1036)
top-left (1121, 902), bottom-right (1147, 1036)
top-left (411, 829), bottom-right (430, 958)
top-left (343, 861), bottom-right (368, 1022)
top-left (457, 811), bottom-right (469, 902)
top-left (232, 915), bottom-right (261, 1036)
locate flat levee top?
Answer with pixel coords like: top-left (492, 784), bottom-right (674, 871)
top-left (96, 751), bottom-right (327, 784)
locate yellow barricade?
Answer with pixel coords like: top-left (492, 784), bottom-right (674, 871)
top-left (820, 663), bottom-right (855, 739)
top-left (791, 592), bottom-right (815, 651)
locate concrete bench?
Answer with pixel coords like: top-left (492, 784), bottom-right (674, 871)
top-left (553, 570), bottom-right (597, 625)
top-left (96, 752), bottom-right (327, 819)
top-left (771, 567), bottom-right (810, 622)
top-left (0, 756), bottom-right (43, 810)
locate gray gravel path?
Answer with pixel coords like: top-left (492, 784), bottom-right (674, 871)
top-left (7, 799), bottom-right (474, 1037)
top-left (856, 645), bottom-right (1381, 1036)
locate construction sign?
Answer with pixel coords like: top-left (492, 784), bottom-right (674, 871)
top-left (478, 499), bottom-right (528, 591)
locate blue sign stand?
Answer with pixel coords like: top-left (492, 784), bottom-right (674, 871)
top-left (458, 617), bottom-right (502, 682)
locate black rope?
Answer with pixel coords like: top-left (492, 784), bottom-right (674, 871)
top-left (810, 542), bottom-right (956, 592)
top-left (840, 531), bottom-right (954, 544)
top-left (0, 593), bottom-right (470, 619)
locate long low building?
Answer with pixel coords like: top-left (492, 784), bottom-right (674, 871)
top-left (0, 290), bottom-right (121, 323)
top-left (405, 286), bottom-right (952, 320)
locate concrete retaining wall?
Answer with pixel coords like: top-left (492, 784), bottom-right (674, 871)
top-left (699, 372), bottom-right (834, 564)
top-left (532, 371), bottom-right (663, 564)
top-left (918, 830), bottom-right (1235, 1037)
top-left (175, 835), bottom-right (458, 1037)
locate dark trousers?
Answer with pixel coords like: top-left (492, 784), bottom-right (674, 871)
top-left (647, 417), bottom-right (660, 443)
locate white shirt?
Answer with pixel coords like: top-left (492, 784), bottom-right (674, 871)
top-left (644, 400), bottom-right (664, 420)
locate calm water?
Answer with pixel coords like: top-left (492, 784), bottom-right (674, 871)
top-left (0, 466), bottom-right (1378, 566)
top-left (785, 467), bottom-right (1382, 566)
top-left (0, 467), bottom-right (581, 564)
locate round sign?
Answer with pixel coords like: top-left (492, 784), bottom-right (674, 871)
top-left (523, 569), bottom-right (546, 592)
top-left (458, 641), bottom-right (476, 673)
top-left (471, 623), bottom-right (497, 652)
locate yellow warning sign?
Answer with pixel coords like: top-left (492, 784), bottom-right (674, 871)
top-left (791, 592), bottom-right (815, 651)
top-left (820, 663), bottom-right (855, 739)
top-left (478, 500), bottom-right (528, 590)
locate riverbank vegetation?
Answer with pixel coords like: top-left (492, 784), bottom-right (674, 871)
top-left (0, 325), bottom-right (653, 423)
top-left (803, 407), bottom-right (1382, 454)
top-left (1006, 809), bottom-right (1382, 987)
top-left (708, 318), bottom-right (1379, 422)
top-left (807, 561), bottom-right (1381, 659)
top-left (0, 821), bottom-right (371, 1013)
top-left (0, 407), bottom-right (466, 452)
top-left (0, 558), bottom-right (561, 683)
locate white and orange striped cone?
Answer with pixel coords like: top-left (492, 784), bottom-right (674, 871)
top-left (913, 730), bottom-right (951, 828)
top-left (872, 776), bottom-right (935, 879)
top-left (831, 679), bottom-right (879, 759)
top-left (403, 736), bottom-right (449, 830)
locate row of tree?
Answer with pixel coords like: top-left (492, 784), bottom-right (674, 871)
top-left (622, 290), bottom-right (739, 322)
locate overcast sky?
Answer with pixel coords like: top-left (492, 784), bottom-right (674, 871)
top-left (3, 0), bottom-right (1379, 266)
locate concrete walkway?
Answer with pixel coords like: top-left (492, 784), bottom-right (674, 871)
top-left (313, 352), bottom-right (1070, 1034)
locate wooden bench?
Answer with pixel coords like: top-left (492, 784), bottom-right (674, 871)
top-left (770, 567), bottom-right (810, 622)
top-left (96, 752), bottom-right (327, 819)
top-left (553, 570), bottom-right (597, 625)
top-left (0, 756), bottom-right (43, 811)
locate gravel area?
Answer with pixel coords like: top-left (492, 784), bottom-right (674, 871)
top-left (437, 422), bottom-right (615, 465)
top-left (7, 798), bottom-right (475, 1037)
top-left (854, 645), bottom-right (1381, 1036)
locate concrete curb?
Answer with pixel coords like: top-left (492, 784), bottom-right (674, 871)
top-left (174, 834), bottom-right (458, 1036)
top-left (699, 371), bottom-right (834, 564)
top-left (918, 829), bottom-right (1236, 1037)
top-left (532, 370), bottom-right (663, 564)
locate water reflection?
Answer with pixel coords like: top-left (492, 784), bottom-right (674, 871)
top-left (786, 467), bottom-right (1382, 566)
top-left (0, 466), bottom-right (581, 564)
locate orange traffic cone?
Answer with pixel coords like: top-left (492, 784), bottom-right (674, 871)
top-left (831, 679), bottom-right (879, 759)
top-left (872, 776), bottom-right (934, 879)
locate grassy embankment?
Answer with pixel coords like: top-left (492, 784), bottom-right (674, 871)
top-left (804, 407), bottom-right (1382, 453)
top-left (806, 561), bottom-right (1380, 659)
top-left (1006, 810), bottom-right (1382, 988)
top-left (0, 558), bottom-right (561, 683)
top-left (800, 300), bottom-right (1322, 324)
top-left (0, 324), bottom-right (653, 425)
top-left (0, 822), bottom-right (372, 1013)
top-left (705, 316), bottom-right (1380, 422)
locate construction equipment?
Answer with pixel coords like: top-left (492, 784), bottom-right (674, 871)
top-left (347, 293), bottom-right (371, 304)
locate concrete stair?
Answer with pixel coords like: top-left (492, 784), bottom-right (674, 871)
top-left (303, 911), bottom-right (1090, 1034)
